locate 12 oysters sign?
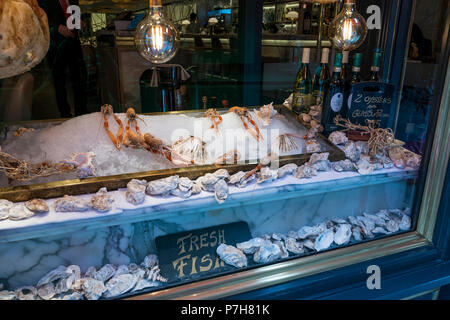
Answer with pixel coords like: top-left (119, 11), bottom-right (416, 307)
top-left (156, 222), bottom-right (252, 283)
top-left (348, 82), bottom-right (395, 128)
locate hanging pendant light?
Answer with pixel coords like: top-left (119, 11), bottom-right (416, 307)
top-left (135, 0), bottom-right (180, 64)
top-left (328, 0), bottom-right (368, 51)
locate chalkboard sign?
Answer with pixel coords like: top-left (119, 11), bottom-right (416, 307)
top-left (155, 222), bottom-right (252, 284)
top-left (347, 82), bottom-right (395, 128)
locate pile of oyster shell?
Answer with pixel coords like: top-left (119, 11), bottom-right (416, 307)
top-left (216, 208), bottom-right (412, 268)
top-left (0, 254), bottom-right (166, 300)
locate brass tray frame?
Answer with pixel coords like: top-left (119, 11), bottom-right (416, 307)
top-left (0, 105), bottom-right (345, 202)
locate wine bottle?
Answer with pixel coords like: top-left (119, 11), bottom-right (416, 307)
top-left (303, 4), bottom-right (312, 34)
top-left (347, 52), bottom-right (362, 112)
top-left (321, 52), bottom-right (345, 135)
top-left (341, 51), bottom-right (351, 84)
top-left (368, 49), bottom-right (382, 81)
top-left (312, 47), bottom-right (330, 106)
top-left (292, 48), bottom-right (312, 115)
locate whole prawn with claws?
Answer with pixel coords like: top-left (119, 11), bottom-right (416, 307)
top-left (227, 106), bottom-right (263, 142)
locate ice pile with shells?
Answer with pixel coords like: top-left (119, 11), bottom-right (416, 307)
top-left (0, 105), bottom-right (329, 187)
top-left (0, 254), bottom-right (167, 300)
top-left (215, 208), bottom-right (411, 267)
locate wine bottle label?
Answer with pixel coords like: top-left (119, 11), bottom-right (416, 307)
top-left (342, 51), bottom-right (350, 64)
top-left (334, 67), bottom-right (342, 72)
top-left (371, 66), bottom-right (380, 72)
top-left (293, 92), bottom-right (311, 113)
top-left (302, 48), bottom-right (311, 64)
top-left (313, 90), bottom-right (325, 106)
top-left (330, 93), bottom-right (344, 112)
top-left (352, 67), bottom-right (361, 72)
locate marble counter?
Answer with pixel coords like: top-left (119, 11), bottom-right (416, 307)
top-left (0, 167), bottom-right (417, 289)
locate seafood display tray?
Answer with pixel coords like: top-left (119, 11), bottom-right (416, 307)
top-left (0, 105), bottom-right (346, 202)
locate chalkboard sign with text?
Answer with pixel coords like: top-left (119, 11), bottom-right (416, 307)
top-left (347, 82), bottom-right (395, 128)
top-left (155, 222), bottom-right (252, 284)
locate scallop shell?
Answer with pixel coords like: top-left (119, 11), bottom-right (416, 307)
top-left (216, 244), bottom-right (248, 268)
top-left (0, 199), bottom-right (13, 220)
top-left (103, 274), bottom-right (138, 298)
top-left (8, 204), bottom-right (35, 220)
top-left (90, 188), bottom-right (114, 212)
top-left (126, 179), bottom-right (147, 205)
top-left (25, 199), bottom-right (49, 213)
top-left (54, 195), bottom-right (90, 212)
top-left (146, 176), bottom-right (179, 196)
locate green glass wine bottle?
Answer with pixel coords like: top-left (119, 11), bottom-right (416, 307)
top-left (292, 48), bottom-right (312, 115)
top-left (347, 52), bottom-right (363, 113)
top-left (368, 49), bottom-right (382, 82)
top-left (321, 52), bottom-right (345, 135)
top-left (312, 47), bottom-right (330, 106)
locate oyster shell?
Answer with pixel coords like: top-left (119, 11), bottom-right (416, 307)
top-left (57, 292), bottom-right (84, 300)
top-left (198, 173), bottom-right (220, 192)
top-left (146, 266), bottom-right (167, 283)
top-left (332, 159), bottom-right (357, 172)
top-left (178, 177), bottom-right (194, 192)
top-left (355, 141), bottom-right (369, 155)
top-left (0, 199), bottom-right (13, 220)
top-left (314, 229), bottom-right (334, 252)
top-left (8, 204), bottom-right (34, 220)
top-left (54, 195), bottom-right (90, 212)
top-left (103, 274), bottom-right (138, 298)
top-left (372, 227), bottom-right (389, 234)
top-left (385, 219), bottom-right (400, 233)
top-left (55, 265), bottom-right (80, 294)
top-left (399, 214), bottom-right (411, 231)
top-left (141, 254), bottom-right (159, 269)
top-left (277, 163), bottom-right (298, 178)
top-left (37, 265), bottom-right (71, 287)
top-left (272, 233), bottom-right (286, 241)
top-left (236, 172), bottom-right (256, 188)
top-left (213, 169), bottom-right (230, 180)
top-left (308, 153), bottom-right (331, 172)
top-left (93, 264), bottom-right (117, 282)
top-left (342, 141), bottom-right (361, 162)
top-left (257, 166), bottom-right (278, 184)
top-left (352, 227), bottom-right (364, 241)
top-left (133, 279), bottom-right (160, 292)
top-left (253, 242), bottom-right (282, 264)
top-left (294, 164), bottom-right (318, 179)
top-left (274, 240), bottom-right (289, 258)
top-left (301, 239), bottom-right (316, 251)
top-left (214, 179), bottom-right (229, 204)
top-left (24, 199), bottom-right (49, 213)
top-left (78, 278), bottom-right (107, 300)
top-left (113, 265), bottom-right (130, 278)
top-left (228, 171), bottom-right (246, 185)
top-left (285, 237), bottom-right (304, 255)
top-left (237, 238), bottom-right (267, 255)
top-left (216, 244), bottom-right (247, 268)
top-left (191, 182), bottom-right (203, 195)
top-left (84, 266), bottom-right (97, 278)
top-left (126, 179), bottom-right (147, 205)
top-left (297, 223), bottom-right (327, 239)
top-left (305, 139), bottom-right (321, 153)
top-left (328, 131), bottom-right (348, 145)
top-left (362, 213), bottom-right (387, 227)
top-left (15, 286), bottom-right (37, 300)
top-left (287, 230), bottom-right (299, 240)
top-left (0, 290), bottom-right (16, 300)
top-left (356, 158), bottom-right (375, 175)
top-left (91, 188), bottom-right (114, 212)
top-left (333, 224), bottom-right (352, 246)
top-left (146, 176), bottom-right (179, 196)
top-left (37, 282), bottom-right (55, 300)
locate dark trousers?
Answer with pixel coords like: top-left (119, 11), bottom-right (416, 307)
top-left (48, 37), bottom-right (87, 117)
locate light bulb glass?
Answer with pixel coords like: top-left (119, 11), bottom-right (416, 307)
top-left (328, 0), bottom-right (368, 51)
top-left (135, 3), bottom-right (179, 64)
